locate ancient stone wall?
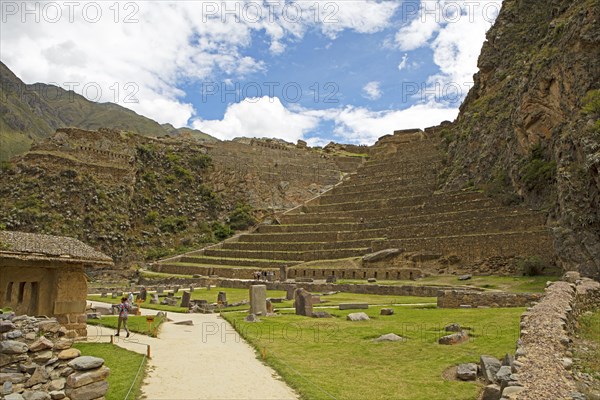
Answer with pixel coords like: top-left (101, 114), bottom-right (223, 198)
top-left (0, 315), bottom-right (110, 400)
top-left (507, 273), bottom-right (600, 399)
top-left (95, 277), bottom-right (476, 298)
top-left (204, 140), bottom-right (345, 210)
top-left (0, 266), bottom-right (88, 338)
top-left (436, 290), bottom-right (542, 309)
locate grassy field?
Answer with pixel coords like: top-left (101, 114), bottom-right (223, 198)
top-left (336, 275), bottom-right (559, 293)
top-left (224, 306), bottom-right (523, 400)
top-left (87, 315), bottom-right (165, 337)
top-left (88, 287), bottom-right (436, 313)
top-left (575, 310), bottom-right (600, 376)
top-left (72, 343), bottom-right (146, 400)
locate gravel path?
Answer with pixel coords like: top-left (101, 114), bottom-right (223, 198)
top-left (87, 301), bottom-right (298, 400)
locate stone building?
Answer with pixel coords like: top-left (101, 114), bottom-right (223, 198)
top-left (0, 231), bottom-right (113, 337)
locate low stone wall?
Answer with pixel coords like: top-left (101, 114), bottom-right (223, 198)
top-left (89, 278), bottom-right (475, 298)
top-left (508, 272), bottom-right (600, 399)
top-left (0, 315), bottom-right (110, 400)
top-left (213, 280), bottom-right (469, 298)
top-left (288, 267), bottom-right (423, 281)
top-left (437, 290), bottom-right (542, 308)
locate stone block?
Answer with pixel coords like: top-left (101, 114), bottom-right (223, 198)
top-left (294, 289), bottom-right (313, 317)
top-left (65, 380), bottom-right (108, 400)
top-left (180, 291), bottom-right (191, 308)
top-left (481, 384), bottom-right (501, 400)
top-left (480, 355), bottom-right (501, 384)
top-left (347, 312), bottom-right (370, 321)
top-left (249, 285), bottom-right (267, 316)
top-left (66, 366), bottom-right (110, 389)
top-left (456, 363), bottom-right (477, 381)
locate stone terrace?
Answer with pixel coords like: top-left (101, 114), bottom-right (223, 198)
top-left (153, 129), bottom-right (555, 279)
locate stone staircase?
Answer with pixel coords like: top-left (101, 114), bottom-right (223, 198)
top-left (153, 129), bottom-right (555, 279)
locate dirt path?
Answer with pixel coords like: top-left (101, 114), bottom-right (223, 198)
top-left (87, 301), bottom-right (298, 400)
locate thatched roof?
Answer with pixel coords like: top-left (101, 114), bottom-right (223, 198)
top-left (0, 231), bottom-right (113, 265)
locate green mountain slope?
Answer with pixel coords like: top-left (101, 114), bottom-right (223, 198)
top-left (0, 61), bottom-right (217, 161)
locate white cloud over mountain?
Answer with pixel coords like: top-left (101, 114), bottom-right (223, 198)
top-left (0, 0), bottom-right (499, 144)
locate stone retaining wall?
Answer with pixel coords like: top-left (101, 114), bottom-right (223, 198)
top-left (437, 290), bottom-right (542, 308)
top-left (91, 278), bottom-right (477, 298)
top-left (0, 315), bottom-right (110, 400)
top-left (508, 272), bottom-right (600, 399)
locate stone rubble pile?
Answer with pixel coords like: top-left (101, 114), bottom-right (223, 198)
top-left (0, 314), bottom-right (109, 400)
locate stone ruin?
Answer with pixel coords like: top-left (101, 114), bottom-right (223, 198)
top-left (0, 315), bottom-right (110, 400)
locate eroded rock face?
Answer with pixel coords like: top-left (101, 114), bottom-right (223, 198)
top-left (441, 0), bottom-right (600, 278)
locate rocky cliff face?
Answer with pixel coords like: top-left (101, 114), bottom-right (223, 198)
top-left (442, 0), bottom-right (600, 277)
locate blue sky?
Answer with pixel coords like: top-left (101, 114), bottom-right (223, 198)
top-left (0, 0), bottom-right (501, 145)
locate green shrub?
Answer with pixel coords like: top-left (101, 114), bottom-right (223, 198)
top-left (228, 204), bottom-right (257, 230)
top-left (518, 256), bottom-right (546, 276)
top-left (144, 211), bottom-right (159, 224)
top-left (0, 161), bottom-right (13, 172)
top-left (165, 152), bottom-right (180, 164)
top-left (137, 144), bottom-right (156, 158)
top-left (211, 222), bottom-right (232, 241)
top-left (145, 247), bottom-right (171, 260)
top-left (521, 145), bottom-right (557, 191)
top-left (173, 165), bottom-right (193, 182)
top-left (164, 174), bottom-right (177, 184)
top-left (190, 154), bottom-right (212, 169)
top-left (582, 89), bottom-right (600, 116)
top-left (159, 216), bottom-right (188, 233)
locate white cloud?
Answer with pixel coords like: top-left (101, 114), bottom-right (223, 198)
top-left (394, 0), bottom-right (501, 104)
top-left (326, 103), bottom-right (458, 144)
top-left (362, 81), bottom-right (382, 100)
top-left (192, 96), bottom-right (320, 142)
top-left (0, 1), bottom-right (400, 128)
top-left (395, 16), bottom-right (439, 51)
top-left (398, 53), bottom-right (409, 71)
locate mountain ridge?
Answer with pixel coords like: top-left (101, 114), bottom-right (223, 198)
top-left (0, 61), bottom-right (217, 161)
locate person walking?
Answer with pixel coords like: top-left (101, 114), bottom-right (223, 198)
top-left (115, 297), bottom-right (131, 338)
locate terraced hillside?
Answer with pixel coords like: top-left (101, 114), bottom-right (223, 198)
top-left (153, 128), bottom-right (556, 279)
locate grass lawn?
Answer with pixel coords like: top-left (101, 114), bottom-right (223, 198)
top-left (72, 343), bottom-right (146, 400)
top-left (336, 275), bottom-right (559, 293)
top-left (88, 287), bottom-right (436, 314)
top-left (87, 315), bottom-right (165, 337)
top-left (223, 306), bottom-right (524, 400)
top-left (575, 310), bottom-right (600, 377)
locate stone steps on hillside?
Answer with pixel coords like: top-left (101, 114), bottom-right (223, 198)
top-left (352, 164), bottom-right (439, 181)
top-left (202, 247), bottom-right (368, 262)
top-left (373, 230), bottom-right (554, 263)
top-left (236, 212), bottom-right (543, 245)
top-left (157, 130), bottom-right (554, 276)
top-left (304, 191), bottom-right (484, 213)
top-left (178, 255), bottom-right (303, 268)
top-left (319, 183), bottom-right (436, 204)
top-left (281, 196), bottom-right (499, 222)
top-left (152, 263), bottom-right (279, 279)
top-left (329, 176), bottom-right (437, 195)
top-left (220, 238), bottom-right (378, 252)
top-left (261, 209), bottom-right (540, 233)
top-left (358, 155), bottom-right (443, 174)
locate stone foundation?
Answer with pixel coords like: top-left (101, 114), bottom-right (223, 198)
top-left (0, 315), bottom-right (110, 400)
top-left (437, 290), bottom-right (542, 308)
